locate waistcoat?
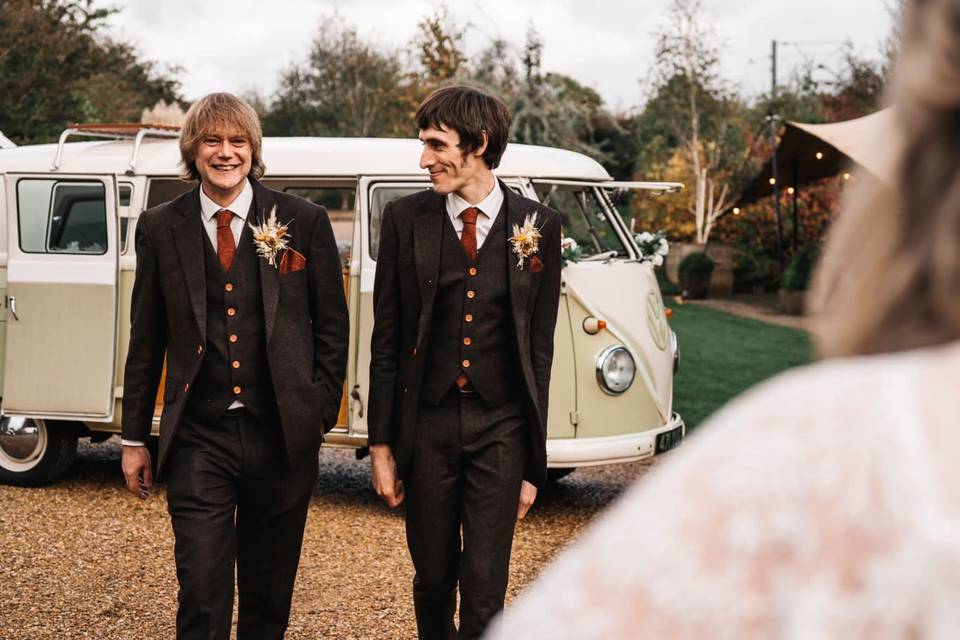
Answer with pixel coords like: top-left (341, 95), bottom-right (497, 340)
top-left (183, 221), bottom-right (279, 426)
top-left (421, 206), bottom-right (523, 407)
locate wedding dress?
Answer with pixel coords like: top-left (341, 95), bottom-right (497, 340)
top-left (488, 341), bottom-right (960, 639)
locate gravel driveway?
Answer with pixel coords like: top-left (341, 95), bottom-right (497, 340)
top-left (0, 439), bottom-right (664, 639)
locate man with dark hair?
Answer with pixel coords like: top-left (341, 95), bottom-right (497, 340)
top-left (368, 85), bottom-right (562, 638)
top-left (120, 92), bottom-right (348, 639)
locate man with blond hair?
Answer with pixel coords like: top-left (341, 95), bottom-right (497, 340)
top-left (120, 92), bottom-right (348, 639)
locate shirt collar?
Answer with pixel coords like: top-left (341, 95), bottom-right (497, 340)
top-left (199, 178), bottom-right (254, 222)
top-left (446, 179), bottom-right (503, 219)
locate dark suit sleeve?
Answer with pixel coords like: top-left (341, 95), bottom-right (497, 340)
top-left (529, 209), bottom-right (562, 456)
top-left (367, 201), bottom-right (401, 446)
top-left (307, 205), bottom-right (349, 431)
top-left (121, 213), bottom-right (168, 443)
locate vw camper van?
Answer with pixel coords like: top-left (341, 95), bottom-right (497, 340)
top-left (0, 125), bottom-right (683, 485)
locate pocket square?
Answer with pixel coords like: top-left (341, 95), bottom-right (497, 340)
top-left (530, 255), bottom-right (544, 273)
top-left (279, 248), bottom-right (307, 274)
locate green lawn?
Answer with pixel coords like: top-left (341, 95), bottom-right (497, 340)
top-left (668, 302), bottom-right (813, 431)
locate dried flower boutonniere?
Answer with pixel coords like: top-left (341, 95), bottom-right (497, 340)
top-left (509, 213), bottom-right (542, 270)
top-left (249, 206), bottom-right (291, 267)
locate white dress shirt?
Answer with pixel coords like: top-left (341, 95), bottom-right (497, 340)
top-left (199, 178), bottom-right (253, 249)
top-left (445, 179), bottom-right (504, 249)
top-left (121, 180), bottom-right (254, 447)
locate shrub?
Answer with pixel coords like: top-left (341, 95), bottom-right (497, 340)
top-left (678, 251), bottom-right (715, 276)
top-left (780, 244), bottom-right (819, 292)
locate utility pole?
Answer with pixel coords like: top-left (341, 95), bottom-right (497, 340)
top-left (770, 39), bottom-right (784, 273)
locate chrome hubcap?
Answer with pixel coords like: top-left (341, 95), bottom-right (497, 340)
top-left (0, 417), bottom-right (47, 471)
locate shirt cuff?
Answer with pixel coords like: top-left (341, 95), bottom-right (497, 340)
top-left (121, 439), bottom-right (146, 447)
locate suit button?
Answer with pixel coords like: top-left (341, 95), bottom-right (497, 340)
top-left (183, 383), bottom-right (190, 393)
top-left (468, 267), bottom-right (478, 276)
top-left (232, 360), bottom-right (240, 369)
top-left (197, 344), bottom-right (203, 355)
top-left (233, 386), bottom-right (242, 395)
top-left (462, 359), bottom-right (471, 368)
top-left (463, 337), bottom-right (472, 346)
top-left (225, 283), bottom-right (234, 292)
top-left (465, 314), bottom-right (473, 322)
top-left (229, 334), bottom-right (238, 343)
top-left (466, 290), bottom-right (476, 299)
top-left (227, 307), bottom-right (237, 317)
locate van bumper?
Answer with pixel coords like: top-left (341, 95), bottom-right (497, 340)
top-left (546, 412), bottom-right (685, 468)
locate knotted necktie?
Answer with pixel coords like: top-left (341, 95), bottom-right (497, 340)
top-left (216, 210), bottom-right (236, 272)
top-left (456, 206), bottom-right (480, 390)
top-left (460, 206), bottom-right (479, 260)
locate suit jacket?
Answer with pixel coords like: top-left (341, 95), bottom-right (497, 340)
top-left (121, 179), bottom-right (349, 475)
top-left (368, 181), bottom-right (562, 487)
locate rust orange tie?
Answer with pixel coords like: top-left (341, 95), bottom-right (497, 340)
top-left (460, 207), bottom-right (479, 261)
top-left (216, 210), bottom-right (236, 272)
top-left (456, 207), bottom-right (480, 391)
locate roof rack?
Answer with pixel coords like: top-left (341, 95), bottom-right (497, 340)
top-left (52, 123), bottom-right (181, 175)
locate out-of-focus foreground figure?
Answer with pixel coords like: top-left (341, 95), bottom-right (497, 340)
top-left (486, 0), bottom-right (960, 637)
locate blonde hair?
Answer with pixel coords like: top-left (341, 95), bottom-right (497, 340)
top-left (809, 0), bottom-right (960, 358)
top-left (178, 93), bottom-right (265, 181)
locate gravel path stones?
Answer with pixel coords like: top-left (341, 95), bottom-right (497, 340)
top-left (0, 439), bottom-right (663, 639)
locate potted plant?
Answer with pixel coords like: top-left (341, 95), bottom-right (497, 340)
top-left (678, 251), bottom-right (714, 299)
top-left (779, 244), bottom-right (818, 315)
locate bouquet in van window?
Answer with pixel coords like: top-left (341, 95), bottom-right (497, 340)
top-left (635, 230), bottom-right (669, 267)
top-left (561, 236), bottom-right (583, 268)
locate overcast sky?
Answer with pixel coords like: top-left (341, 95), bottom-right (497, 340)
top-left (100, 1), bottom-right (895, 112)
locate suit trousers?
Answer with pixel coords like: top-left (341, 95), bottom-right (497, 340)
top-left (405, 389), bottom-right (527, 640)
top-left (164, 408), bottom-right (318, 640)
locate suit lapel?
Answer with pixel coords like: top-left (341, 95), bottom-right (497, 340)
top-left (504, 183), bottom-right (533, 336)
top-left (250, 179), bottom-right (280, 345)
top-left (413, 191), bottom-right (445, 347)
top-left (173, 187), bottom-right (207, 340)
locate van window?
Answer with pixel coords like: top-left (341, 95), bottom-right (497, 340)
top-left (531, 184), bottom-right (629, 258)
top-left (146, 179), bottom-right (194, 209)
top-left (16, 179), bottom-right (108, 255)
top-left (284, 187), bottom-right (355, 266)
top-left (367, 183), bottom-right (530, 260)
top-left (368, 184), bottom-right (430, 260)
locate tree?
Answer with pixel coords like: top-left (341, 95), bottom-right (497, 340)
top-left (414, 7), bottom-right (467, 85)
top-left (646, 0), bottom-right (743, 245)
top-left (263, 16), bottom-right (416, 138)
top-left (477, 27), bottom-right (611, 162)
top-left (0, 0), bottom-right (181, 144)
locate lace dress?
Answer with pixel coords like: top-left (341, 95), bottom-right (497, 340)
top-left (487, 342), bottom-right (960, 639)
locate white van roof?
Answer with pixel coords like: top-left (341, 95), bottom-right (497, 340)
top-left (0, 136), bottom-right (612, 181)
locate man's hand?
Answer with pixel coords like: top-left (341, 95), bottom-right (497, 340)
top-left (122, 445), bottom-right (152, 499)
top-left (370, 444), bottom-right (405, 508)
top-left (517, 480), bottom-right (537, 520)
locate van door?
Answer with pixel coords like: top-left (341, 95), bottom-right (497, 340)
top-left (2, 174), bottom-right (119, 420)
top-left (352, 177), bottom-right (432, 436)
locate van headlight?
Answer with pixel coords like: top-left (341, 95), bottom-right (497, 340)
top-left (596, 346), bottom-right (635, 395)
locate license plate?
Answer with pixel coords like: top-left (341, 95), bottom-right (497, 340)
top-left (655, 426), bottom-right (683, 454)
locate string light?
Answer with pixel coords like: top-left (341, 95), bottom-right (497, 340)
top-left (843, 172), bottom-right (851, 180)
top-left (733, 207), bottom-right (741, 215)
top-left (787, 187), bottom-right (795, 194)
top-left (816, 151), bottom-right (824, 160)
top-left (768, 178), bottom-right (776, 185)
